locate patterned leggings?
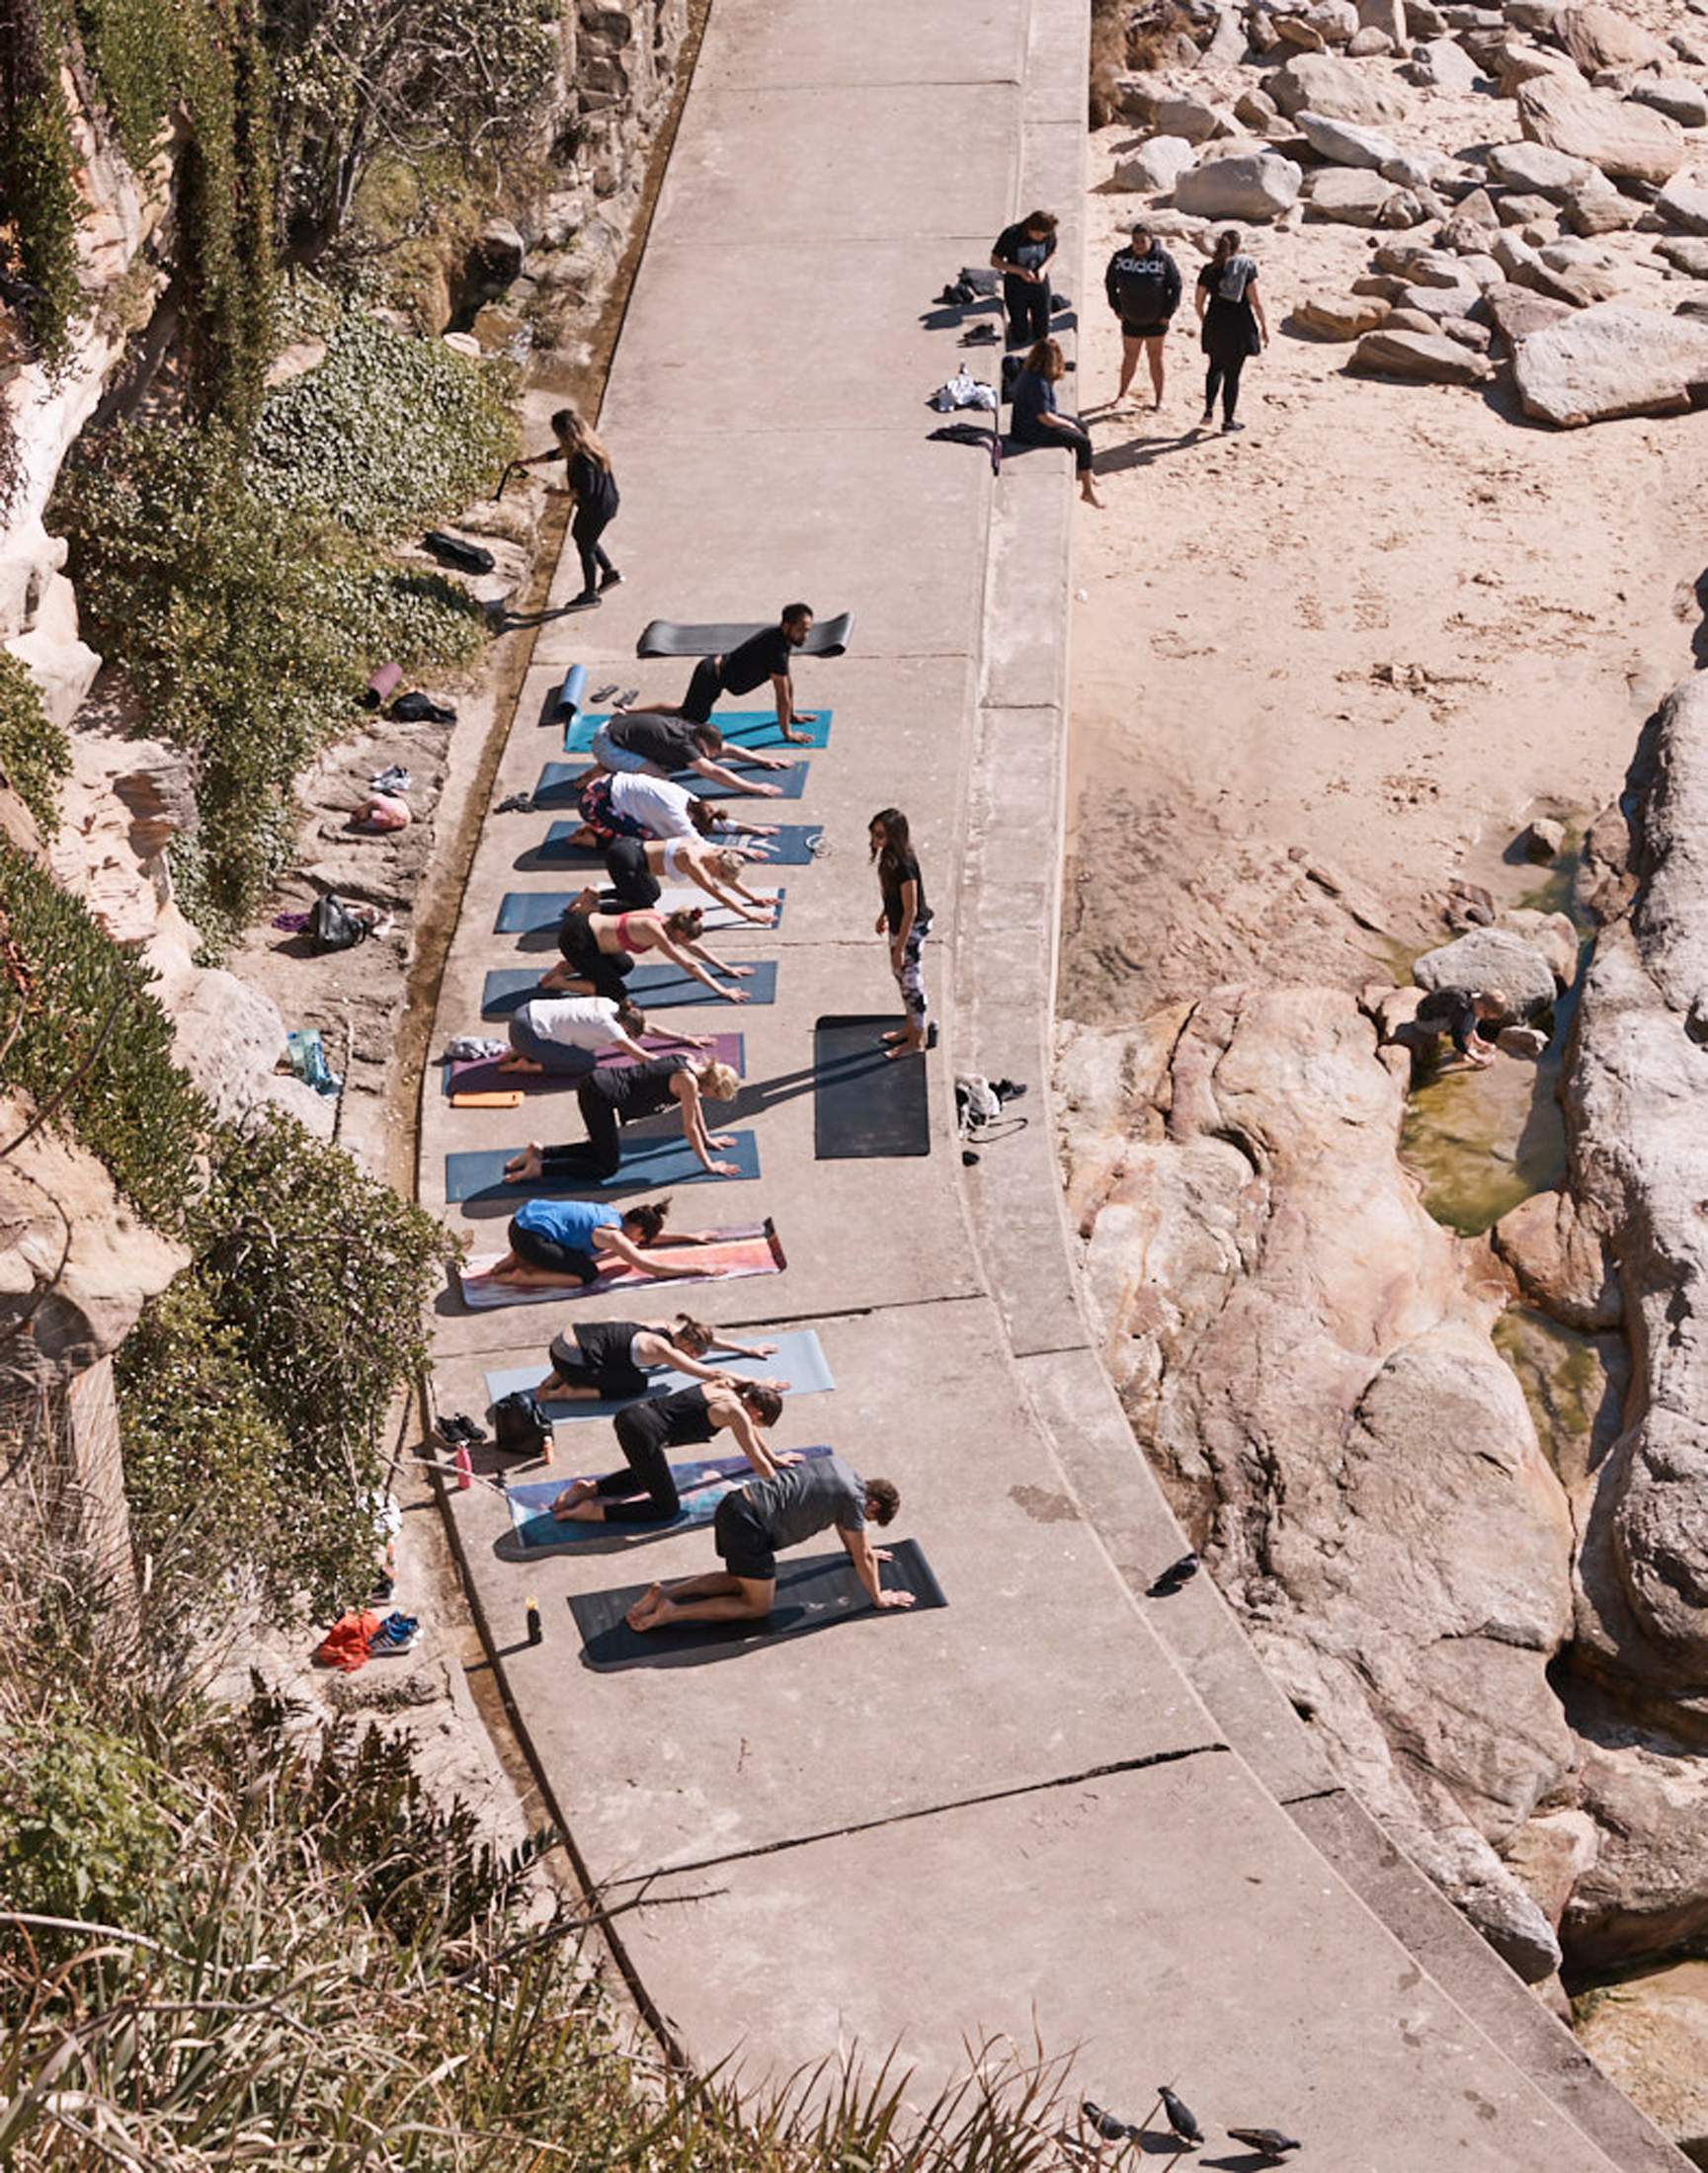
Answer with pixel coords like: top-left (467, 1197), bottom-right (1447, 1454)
top-left (892, 912), bottom-right (932, 1028)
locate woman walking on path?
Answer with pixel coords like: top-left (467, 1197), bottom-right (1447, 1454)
top-left (536, 1316), bottom-right (783, 1405)
top-left (1010, 340), bottom-right (1103, 507)
top-left (503, 1053), bottom-right (744, 1180)
top-left (550, 1380), bottom-right (791, 1524)
top-left (519, 408), bottom-right (622, 608)
top-left (990, 208), bottom-right (1058, 350)
top-left (486, 1196), bottom-right (717, 1289)
top-left (870, 807), bottom-right (933, 1060)
top-left (542, 898), bottom-right (754, 1005)
top-left (1195, 229), bottom-right (1268, 435)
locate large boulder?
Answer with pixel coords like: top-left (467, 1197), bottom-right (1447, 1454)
top-left (1413, 926), bottom-right (1560, 1010)
top-left (1657, 176), bottom-right (1708, 235)
top-left (1516, 77), bottom-right (1687, 185)
top-left (1486, 136), bottom-right (1595, 195)
top-left (1175, 152), bottom-right (1303, 219)
top-left (1411, 34), bottom-right (1483, 90)
top-left (1349, 325), bottom-right (1497, 377)
top-left (1632, 79), bottom-right (1708, 130)
top-left (1059, 991), bottom-right (1577, 1972)
top-left (1296, 108), bottom-right (1404, 166)
top-left (1575, 1958), bottom-right (1708, 2163)
top-left (1306, 167), bottom-right (1425, 223)
top-left (1113, 135), bottom-right (1197, 193)
top-left (1154, 92), bottom-right (1225, 143)
top-left (1292, 290), bottom-right (1394, 335)
top-left (1513, 302), bottom-right (1708, 424)
top-left (1560, 1), bottom-right (1667, 74)
top-left (1267, 49), bottom-right (1411, 121)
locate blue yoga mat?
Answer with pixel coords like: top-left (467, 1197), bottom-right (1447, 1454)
top-left (503, 1444), bottom-right (834, 1553)
top-left (495, 892), bottom-right (784, 936)
top-left (482, 961), bottom-right (777, 1017)
top-left (484, 1328), bottom-right (834, 1420)
top-left (537, 821), bottom-right (823, 869)
top-left (534, 758), bottom-right (808, 804)
top-left (564, 709), bottom-right (833, 754)
top-left (552, 664), bottom-right (586, 720)
top-left (446, 1129), bottom-right (761, 1203)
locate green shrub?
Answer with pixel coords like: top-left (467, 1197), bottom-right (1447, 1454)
top-left (247, 303), bottom-right (517, 534)
top-left (0, 842), bottom-right (207, 1228)
top-left (0, 652), bottom-right (71, 836)
top-left (0, 0), bottom-right (83, 367)
top-left (0, 1715), bottom-right (185, 1950)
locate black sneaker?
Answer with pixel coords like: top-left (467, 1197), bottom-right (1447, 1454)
top-left (599, 567), bottom-right (623, 591)
top-left (566, 591), bottom-right (600, 610)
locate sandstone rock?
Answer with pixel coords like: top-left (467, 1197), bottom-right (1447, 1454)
top-left (1306, 167), bottom-right (1424, 222)
top-left (1576, 1959), bottom-right (1708, 2162)
top-left (1487, 136), bottom-right (1595, 193)
top-left (1310, 0), bottom-right (1362, 40)
top-left (0, 1092), bottom-right (189, 1389)
top-left (1657, 175), bottom-right (1708, 233)
top-left (1493, 1187), bottom-right (1622, 1329)
top-left (1348, 25), bottom-right (1395, 51)
top-left (1445, 181), bottom-right (1502, 230)
top-left (1176, 151), bottom-right (1303, 218)
top-left (160, 969), bottom-right (293, 1127)
top-left (1523, 814), bottom-right (1567, 859)
top-left (1112, 69), bottom-right (1171, 123)
top-left (1384, 304), bottom-right (1452, 331)
top-left (1481, 276), bottom-right (1572, 339)
top-left (1235, 86), bottom-right (1282, 129)
top-left (1560, 1), bottom-right (1667, 74)
top-left (1296, 108), bottom-right (1403, 165)
top-left (1203, 4), bottom-right (1250, 67)
top-left (1414, 926), bottom-right (1560, 1009)
top-left (1632, 78), bottom-right (1708, 129)
top-left (1657, 234), bottom-right (1708, 275)
top-left (1413, 33), bottom-right (1483, 89)
top-left (471, 217), bottom-right (527, 288)
top-left (1514, 300), bottom-right (1708, 421)
top-left (1276, 11), bottom-right (1328, 47)
top-left (1517, 77), bottom-right (1687, 184)
top-left (1155, 92), bottom-right (1225, 143)
top-left (1560, 172), bottom-right (1635, 233)
top-left (1496, 190), bottom-right (1561, 225)
top-left (1352, 269), bottom-right (1412, 294)
top-left (1492, 39), bottom-right (1582, 92)
top-left (1436, 311), bottom-right (1495, 346)
top-left (112, 745), bottom-right (199, 863)
top-left (1497, 1022), bottom-right (1550, 1054)
top-left (1060, 992), bottom-right (1577, 1968)
top-left (1349, 325), bottom-right (1497, 375)
top-left (1395, 279), bottom-right (1484, 317)
top-left (1381, 146), bottom-right (1447, 188)
top-left (1267, 49), bottom-right (1410, 121)
top-left (1373, 237), bottom-right (1473, 281)
top-left (1357, 0), bottom-right (1409, 39)
top-left (1293, 290), bottom-right (1394, 334)
top-left (1568, 1739), bottom-right (1708, 1963)
top-left (1456, 248), bottom-right (1505, 285)
top-left (1114, 135), bottom-right (1198, 192)
top-left (1503, 1808), bottom-right (1599, 1927)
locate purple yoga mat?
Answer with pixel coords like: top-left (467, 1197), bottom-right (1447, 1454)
top-left (447, 1031), bottom-right (743, 1098)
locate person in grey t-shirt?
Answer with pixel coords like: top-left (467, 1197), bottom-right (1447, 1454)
top-left (625, 1455), bottom-right (912, 1631)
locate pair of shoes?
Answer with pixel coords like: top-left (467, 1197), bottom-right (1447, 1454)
top-left (436, 1411), bottom-right (488, 1449)
top-left (495, 791), bottom-right (533, 815)
top-left (368, 1571), bottom-right (397, 1607)
top-left (599, 567), bottom-right (623, 591)
top-left (566, 591), bottom-right (601, 610)
top-left (369, 1611), bottom-right (420, 1655)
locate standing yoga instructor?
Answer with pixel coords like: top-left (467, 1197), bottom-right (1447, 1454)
top-left (518, 408), bottom-right (622, 608)
top-left (990, 208), bottom-right (1058, 350)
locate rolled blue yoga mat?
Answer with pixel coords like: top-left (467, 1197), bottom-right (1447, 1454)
top-left (564, 709), bottom-right (833, 753)
top-left (502, 1445), bottom-right (835, 1554)
top-left (484, 1328), bottom-right (834, 1420)
top-left (551, 664), bottom-right (587, 719)
top-left (481, 961), bottom-right (777, 1016)
top-left (445, 1129), bottom-right (761, 1203)
top-left (537, 821), bottom-right (822, 869)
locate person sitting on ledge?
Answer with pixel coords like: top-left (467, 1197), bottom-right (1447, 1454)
top-left (625, 1458), bottom-right (914, 1630)
top-left (486, 1194), bottom-right (717, 1288)
top-left (1415, 986), bottom-right (1508, 1071)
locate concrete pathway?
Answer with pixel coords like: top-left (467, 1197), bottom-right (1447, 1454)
top-left (420, 2), bottom-right (1682, 2165)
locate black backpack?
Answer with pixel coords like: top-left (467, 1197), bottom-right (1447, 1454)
top-left (493, 1391), bottom-right (551, 1458)
top-left (308, 894), bottom-right (366, 954)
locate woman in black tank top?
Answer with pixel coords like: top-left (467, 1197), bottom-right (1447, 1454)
top-left (502, 1053), bottom-right (744, 1181)
top-left (552, 1378), bottom-right (789, 1524)
top-left (537, 1315), bottom-right (783, 1404)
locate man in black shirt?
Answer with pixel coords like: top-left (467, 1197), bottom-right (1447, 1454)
top-left (1103, 221), bottom-right (1181, 411)
top-left (591, 711), bottom-right (794, 796)
top-left (649, 604), bottom-right (820, 745)
top-left (990, 208), bottom-right (1058, 350)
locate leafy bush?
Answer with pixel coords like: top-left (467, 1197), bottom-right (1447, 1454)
top-left (0, 842), bottom-right (207, 1228)
top-left (0, 0), bottom-right (83, 367)
top-left (247, 303), bottom-right (516, 534)
top-left (0, 1715), bottom-right (184, 1946)
top-left (0, 652), bottom-right (71, 836)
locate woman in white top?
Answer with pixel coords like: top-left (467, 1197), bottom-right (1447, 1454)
top-left (500, 992), bottom-right (712, 1077)
top-left (603, 834), bottom-right (779, 924)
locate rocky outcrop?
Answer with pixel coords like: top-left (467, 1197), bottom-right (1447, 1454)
top-left (1578, 1961), bottom-right (1708, 2166)
top-left (1513, 305), bottom-right (1708, 427)
top-left (1058, 988), bottom-right (1576, 1975)
top-left (1176, 151), bottom-right (1303, 218)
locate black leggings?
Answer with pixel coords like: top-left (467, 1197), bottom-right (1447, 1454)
top-left (506, 1216), bottom-right (600, 1283)
top-left (1204, 354), bottom-right (1247, 424)
top-left (556, 907), bottom-right (632, 1001)
top-left (1017, 421), bottom-right (1094, 476)
top-left (529, 1083), bottom-right (624, 1182)
top-left (1004, 275), bottom-right (1050, 349)
top-left (572, 505), bottom-right (616, 597)
top-left (605, 837), bottom-right (661, 909)
top-left (594, 1408), bottom-right (683, 1522)
top-left (547, 1334), bottom-right (648, 1403)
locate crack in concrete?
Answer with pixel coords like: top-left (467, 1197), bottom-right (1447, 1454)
top-left (604, 1741), bottom-right (1232, 1891)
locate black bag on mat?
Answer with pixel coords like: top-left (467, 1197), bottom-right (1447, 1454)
top-left (493, 1392), bottom-right (550, 1458)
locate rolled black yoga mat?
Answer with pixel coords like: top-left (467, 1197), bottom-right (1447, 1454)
top-left (569, 1538), bottom-right (945, 1669)
top-left (813, 1014), bottom-right (930, 1160)
top-left (636, 612), bottom-right (852, 660)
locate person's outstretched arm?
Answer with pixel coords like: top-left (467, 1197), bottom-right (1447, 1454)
top-left (598, 1229), bottom-right (691, 1278)
top-left (838, 1524), bottom-right (916, 1609)
top-left (725, 1405), bottom-right (781, 1481)
top-left (769, 669), bottom-right (815, 745)
top-left (691, 756), bottom-right (782, 798)
top-left (649, 928), bottom-right (748, 1000)
top-left (674, 1076), bottom-right (742, 1176)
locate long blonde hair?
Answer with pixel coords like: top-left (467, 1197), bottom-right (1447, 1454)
top-left (551, 406), bottom-right (611, 470)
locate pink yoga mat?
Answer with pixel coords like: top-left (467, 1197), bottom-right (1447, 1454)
top-left (454, 1220), bottom-right (785, 1309)
top-left (447, 1031), bottom-right (743, 1098)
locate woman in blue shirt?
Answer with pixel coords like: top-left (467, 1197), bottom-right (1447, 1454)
top-left (1010, 339), bottom-right (1102, 507)
top-left (487, 1194), bottom-right (718, 1289)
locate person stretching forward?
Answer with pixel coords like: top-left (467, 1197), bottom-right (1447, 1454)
top-left (626, 1458), bottom-right (913, 1630)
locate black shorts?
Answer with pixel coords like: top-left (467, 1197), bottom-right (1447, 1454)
top-left (1120, 318), bottom-right (1170, 341)
top-left (714, 1491), bottom-right (777, 1581)
top-left (546, 1334), bottom-right (647, 1402)
top-left (508, 1217), bottom-right (600, 1283)
top-left (682, 655), bottom-right (724, 728)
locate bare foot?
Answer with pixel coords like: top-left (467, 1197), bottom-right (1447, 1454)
top-left (550, 1479), bottom-right (600, 1518)
top-left (498, 1055), bottom-right (542, 1075)
top-left (625, 1582), bottom-right (664, 1629)
top-left (879, 1027), bottom-right (907, 1045)
top-left (632, 1594), bottom-right (676, 1633)
top-left (885, 1035), bottom-right (926, 1062)
top-left (504, 1142), bottom-right (546, 1182)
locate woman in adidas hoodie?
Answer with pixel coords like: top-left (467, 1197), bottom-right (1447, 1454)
top-left (1103, 222), bottom-right (1182, 411)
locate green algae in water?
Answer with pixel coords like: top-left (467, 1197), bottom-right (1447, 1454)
top-left (1513, 827), bottom-right (1587, 926)
top-left (1493, 1306), bottom-right (1605, 1487)
top-left (1401, 1056), bottom-right (1567, 1235)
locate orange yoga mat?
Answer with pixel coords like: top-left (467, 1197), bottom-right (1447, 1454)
top-left (454, 1219), bottom-right (785, 1309)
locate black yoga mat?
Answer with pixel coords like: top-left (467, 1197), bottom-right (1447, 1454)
top-left (569, 1539), bottom-right (944, 1669)
top-left (813, 1014), bottom-right (931, 1160)
top-left (636, 612), bottom-right (852, 660)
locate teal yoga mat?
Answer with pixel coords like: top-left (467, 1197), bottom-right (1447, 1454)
top-left (445, 1130), bottom-right (760, 1203)
top-left (483, 1328), bottom-right (833, 1420)
top-left (564, 709), bottom-right (832, 753)
top-left (495, 891), bottom-right (784, 935)
top-left (533, 759), bottom-right (808, 805)
top-left (537, 822), bottom-right (822, 869)
top-left (502, 1444), bottom-right (835, 1554)
top-left (482, 962), bottom-right (776, 1016)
